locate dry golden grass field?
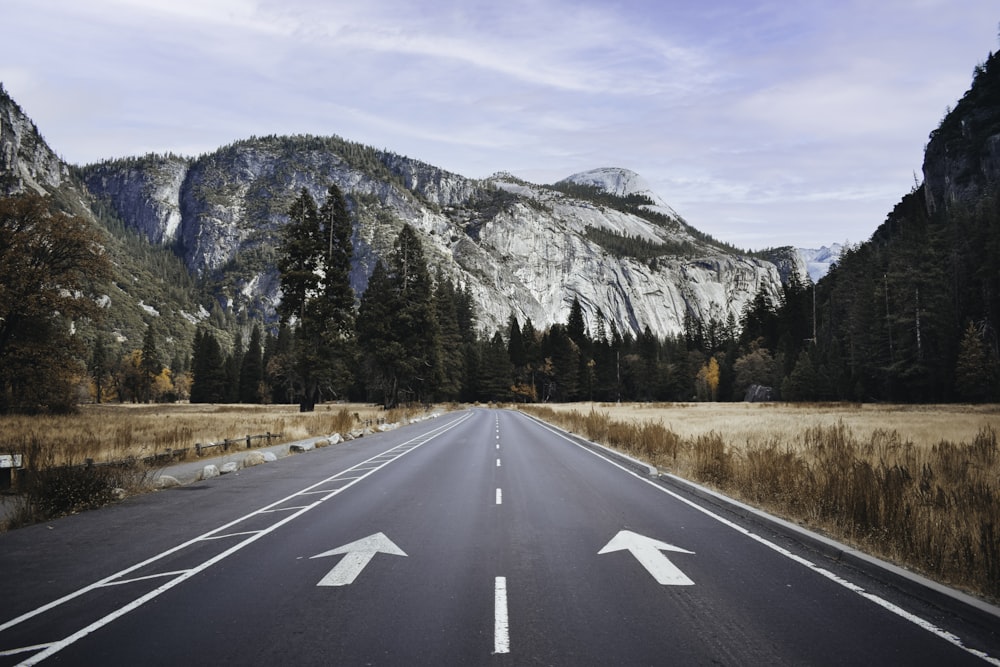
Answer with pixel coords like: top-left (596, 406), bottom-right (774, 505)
top-left (521, 402), bottom-right (1000, 602)
top-left (0, 402), bottom-right (442, 529)
top-left (0, 402), bottom-right (418, 466)
top-left (536, 401), bottom-right (1000, 450)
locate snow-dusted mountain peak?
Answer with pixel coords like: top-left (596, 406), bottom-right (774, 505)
top-left (559, 167), bottom-right (681, 221)
top-left (797, 244), bottom-right (844, 282)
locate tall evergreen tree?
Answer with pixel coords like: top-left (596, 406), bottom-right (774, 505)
top-left (955, 321), bottom-right (999, 402)
top-left (263, 324), bottom-right (295, 404)
top-left (89, 334), bottom-right (111, 404)
top-left (276, 186), bottom-right (356, 411)
top-left (543, 323), bottom-right (579, 401)
top-left (434, 274), bottom-right (465, 401)
top-left (190, 328), bottom-right (227, 403)
top-left (139, 324), bottom-right (162, 403)
top-left (239, 325), bottom-right (264, 403)
top-left (567, 296), bottom-right (588, 347)
top-left (479, 331), bottom-right (512, 402)
top-left (507, 313), bottom-right (526, 371)
top-left (225, 332), bottom-right (244, 403)
top-left (357, 225), bottom-right (440, 407)
top-left (357, 261), bottom-right (399, 407)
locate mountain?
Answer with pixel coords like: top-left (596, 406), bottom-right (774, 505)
top-left (79, 138), bottom-right (788, 340)
top-left (798, 50), bottom-right (1000, 402)
top-left (558, 167), bottom-right (682, 220)
top-left (0, 84), bottom-right (223, 365)
top-left (796, 244), bottom-right (844, 282)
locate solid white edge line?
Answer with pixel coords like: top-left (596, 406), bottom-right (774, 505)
top-left (494, 576), bottom-right (510, 654)
top-left (516, 411), bottom-right (1000, 667)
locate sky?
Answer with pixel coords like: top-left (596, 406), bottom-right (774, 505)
top-left (2, 1), bottom-right (998, 250)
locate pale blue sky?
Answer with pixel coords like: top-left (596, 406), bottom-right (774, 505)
top-left (3, 0), bottom-right (997, 249)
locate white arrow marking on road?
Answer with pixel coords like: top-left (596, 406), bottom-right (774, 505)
top-left (310, 533), bottom-right (407, 586)
top-left (598, 530), bottom-right (695, 586)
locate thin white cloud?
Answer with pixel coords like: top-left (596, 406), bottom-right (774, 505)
top-left (3, 0), bottom-right (999, 248)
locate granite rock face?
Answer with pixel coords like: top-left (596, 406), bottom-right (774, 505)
top-left (80, 137), bottom-right (788, 338)
top-left (1, 86), bottom-right (74, 198)
top-left (1, 82), bottom-right (791, 340)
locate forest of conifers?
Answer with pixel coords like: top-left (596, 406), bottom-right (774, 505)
top-left (3, 175), bottom-right (999, 412)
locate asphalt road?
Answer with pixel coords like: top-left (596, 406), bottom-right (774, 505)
top-left (0, 408), bottom-right (997, 665)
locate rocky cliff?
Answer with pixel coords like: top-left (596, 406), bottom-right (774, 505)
top-left (81, 136), bottom-right (788, 338)
top-left (923, 51), bottom-right (1000, 214)
top-left (0, 86), bottom-right (221, 363)
top-left (1, 82), bottom-right (791, 342)
top-left (0, 84), bottom-right (83, 208)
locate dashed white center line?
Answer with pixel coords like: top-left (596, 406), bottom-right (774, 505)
top-left (496, 488), bottom-right (502, 505)
top-left (494, 577), bottom-right (510, 654)
top-left (496, 458), bottom-right (501, 467)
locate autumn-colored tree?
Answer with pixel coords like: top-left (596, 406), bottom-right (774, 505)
top-left (695, 356), bottom-right (721, 401)
top-left (0, 194), bottom-right (111, 412)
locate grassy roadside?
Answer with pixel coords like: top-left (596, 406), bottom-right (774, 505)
top-left (519, 402), bottom-right (1000, 603)
top-left (0, 403), bottom-right (441, 528)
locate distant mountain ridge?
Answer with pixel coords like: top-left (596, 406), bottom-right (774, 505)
top-left (76, 136), bottom-right (792, 339)
top-left (558, 167), bottom-right (682, 221)
top-left (1, 83), bottom-right (797, 346)
top-left (0, 84), bottom-right (211, 364)
top-left (797, 244), bottom-right (844, 282)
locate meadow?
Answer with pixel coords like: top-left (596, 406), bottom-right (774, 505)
top-left (0, 403), bottom-right (432, 527)
top-left (0, 403), bottom-right (415, 466)
top-left (520, 402), bottom-right (1000, 602)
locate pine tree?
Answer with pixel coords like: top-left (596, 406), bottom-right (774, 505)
top-left (89, 334), bottom-right (111, 404)
top-left (455, 283), bottom-right (477, 343)
top-left (543, 324), bottom-right (579, 401)
top-left (357, 225), bottom-right (440, 407)
top-left (507, 313), bottom-right (526, 371)
top-left (239, 325), bottom-right (264, 403)
top-left (567, 296), bottom-right (588, 347)
top-left (782, 350), bottom-right (818, 401)
top-left (434, 273), bottom-right (465, 401)
top-left (225, 332), bottom-right (243, 403)
top-left (190, 329), bottom-right (227, 403)
top-left (263, 324), bottom-right (295, 404)
top-left (276, 185), bottom-right (357, 411)
top-left (479, 331), bottom-right (512, 401)
top-left (276, 189), bottom-right (321, 325)
top-left (140, 324), bottom-right (163, 403)
top-left (955, 321), bottom-right (996, 402)
top-left (357, 261), bottom-right (399, 407)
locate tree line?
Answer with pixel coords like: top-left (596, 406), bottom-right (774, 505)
top-left (6, 168), bottom-right (1000, 413)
